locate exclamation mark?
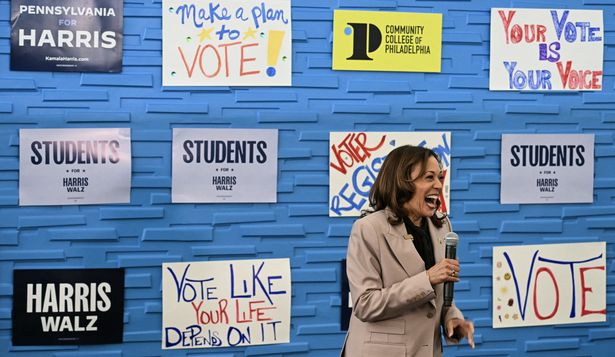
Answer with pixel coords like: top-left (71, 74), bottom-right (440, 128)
top-left (266, 30), bottom-right (285, 77)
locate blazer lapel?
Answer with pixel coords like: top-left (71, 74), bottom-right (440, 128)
top-left (428, 219), bottom-right (445, 263)
top-left (381, 210), bottom-right (435, 308)
top-left (383, 222), bottom-right (426, 278)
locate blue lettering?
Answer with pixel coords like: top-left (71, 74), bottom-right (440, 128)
top-left (503, 250), bottom-right (539, 320)
top-left (551, 10), bottom-right (569, 41)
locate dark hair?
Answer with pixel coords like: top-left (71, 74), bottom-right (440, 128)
top-left (365, 145), bottom-right (445, 227)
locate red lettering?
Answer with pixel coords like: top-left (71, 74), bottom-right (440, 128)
top-left (591, 71), bottom-right (602, 89)
top-left (580, 266), bottom-right (606, 316)
top-left (178, 45), bottom-right (201, 78)
top-left (199, 44), bottom-right (221, 78)
top-left (192, 299), bottom-right (229, 325)
top-left (533, 267), bottom-right (559, 320)
top-left (536, 25), bottom-right (547, 43)
top-left (438, 169), bottom-right (448, 212)
top-left (498, 10), bottom-right (516, 44)
top-left (240, 43), bottom-right (260, 76)
top-left (330, 133), bottom-right (387, 175)
top-left (557, 61), bottom-right (602, 89)
top-left (218, 41), bottom-right (241, 77)
top-left (556, 61), bottom-right (572, 88)
top-left (191, 301), bottom-right (204, 323)
top-left (235, 299), bottom-right (276, 323)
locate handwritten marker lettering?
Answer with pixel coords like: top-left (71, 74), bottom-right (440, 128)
top-left (163, 259), bottom-right (290, 349)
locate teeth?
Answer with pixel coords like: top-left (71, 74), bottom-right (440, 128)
top-left (426, 195), bottom-right (438, 200)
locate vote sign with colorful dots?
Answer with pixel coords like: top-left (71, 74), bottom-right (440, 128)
top-left (493, 242), bottom-right (606, 328)
top-left (329, 132), bottom-right (451, 217)
top-left (162, 0), bottom-right (291, 86)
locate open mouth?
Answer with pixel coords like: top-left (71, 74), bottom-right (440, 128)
top-left (425, 194), bottom-right (440, 209)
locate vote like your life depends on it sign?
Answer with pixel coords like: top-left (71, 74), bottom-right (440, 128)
top-left (162, 259), bottom-right (291, 349)
top-left (162, 0), bottom-right (291, 86)
top-left (490, 8), bottom-right (603, 91)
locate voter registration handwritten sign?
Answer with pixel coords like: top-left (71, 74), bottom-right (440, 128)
top-left (163, 0), bottom-right (291, 86)
top-left (490, 8), bottom-right (603, 91)
top-left (329, 132), bottom-right (451, 217)
top-left (333, 10), bottom-right (442, 72)
top-left (493, 242), bottom-right (606, 328)
top-left (162, 259), bottom-right (291, 349)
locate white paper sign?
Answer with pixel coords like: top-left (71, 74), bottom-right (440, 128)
top-left (162, 259), bottom-right (291, 349)
top-left (172, 128), bottom-right (277, 203)
top-left (500, 134), bottom-right (594, 204)
top-left (162, 0), bottom-right (292, 86)
top-left (329, 132), bottom-right (451, 217)
top-left (19, 128), bottom-right (131, 206)
top-left (490, 8), bottom-right (603, 91)
top-left (493, 242), bottom-right (606, 328)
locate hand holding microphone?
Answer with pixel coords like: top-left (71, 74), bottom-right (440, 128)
top-left (426, 232), bottom-right (460, 304)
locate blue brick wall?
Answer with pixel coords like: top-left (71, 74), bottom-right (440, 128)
top-left (1, 0), bottom-right (614, 356)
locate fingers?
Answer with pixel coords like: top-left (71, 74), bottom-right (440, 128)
top-left (467, 322), bottom-right (475, 348)
top-left (445, 319), bottom-right (457, 337)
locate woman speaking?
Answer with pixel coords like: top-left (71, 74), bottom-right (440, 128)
top-left (342, 145), bottom-right (474, 356)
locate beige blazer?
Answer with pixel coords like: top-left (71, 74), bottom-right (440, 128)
top-left (342, 209), bottom-right (464, 357)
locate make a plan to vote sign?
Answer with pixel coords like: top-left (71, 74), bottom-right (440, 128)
top-left (329, 132), bottom-right (451, 217)
top-left (172, 128), bottom-right (278, 203)
top-left (493, 242), bottom-right (606, 328)
top-left (490, 8), bottom-right (603, 91)
top-left (162, 259), bottom-right (291, 349)
top-left (19, 128), bottom-right (131, 206)
top-left (500, 134), bottom-right (594, 204)
top-left (163, 0), bottom-right (291, 86)
top-left (333, 10), bottom-right (442, 72)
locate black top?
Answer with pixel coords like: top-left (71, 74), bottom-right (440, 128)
top-left (403, 217), bottom-right (436, 270)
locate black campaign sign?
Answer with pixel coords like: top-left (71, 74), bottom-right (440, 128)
top-left (12, 268), bottom-right (124, 345)
top-left (10, 0), bottom-right (123, 72)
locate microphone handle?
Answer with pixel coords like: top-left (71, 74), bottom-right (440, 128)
top-left (443, 244), bottom-right (457, 307)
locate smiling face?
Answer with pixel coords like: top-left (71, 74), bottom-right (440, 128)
top-left (404, 156), bottom-right (443, 225)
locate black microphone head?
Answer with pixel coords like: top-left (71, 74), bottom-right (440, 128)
top-left (444, 232), bottom-right (459, 247)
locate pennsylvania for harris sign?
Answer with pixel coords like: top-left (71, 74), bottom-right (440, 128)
top-left (332, 10), bottom-right (442, 72)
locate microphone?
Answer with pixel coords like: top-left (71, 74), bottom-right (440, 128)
top-left (443, 232), bottom-right (459, 308)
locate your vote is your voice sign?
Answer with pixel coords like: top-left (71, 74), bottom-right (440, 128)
top-left (162, 259), bottom-right (291, 349)
top-left (490, 8), bottom-right (603, 91)
top-left (19, 128), bottom-right (131, 206)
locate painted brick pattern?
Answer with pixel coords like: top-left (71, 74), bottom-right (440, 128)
top-left (0, 0), bottom-right (614, 356)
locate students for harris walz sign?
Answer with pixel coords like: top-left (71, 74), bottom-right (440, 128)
top-left (162, 0), bottom-right (291, 86)
top-left (500, 134), bottom-right (594, 204)
top-left (490, 8), bottom-right (603, 91)
top-left (493, 242), bottom-right (606, 328)
top-left (172, 128), bottom-right (277, 203)
top-left (10, 0), bottom-right (123, 72)
top-left (12, 268), bottom-right (124, 345)
top-left (162, 259), bottom-right (291, 349)
top-left (19, 128), bottom-right (131, 206)
top-left (329, 132), bottom-right (451, 217)
top-left (332, 10), bottom-right (442, 72)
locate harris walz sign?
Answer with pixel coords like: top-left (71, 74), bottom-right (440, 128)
top-left (12, 268), bottom-right (124, 345)
top-left (10, 0), bottom-right (123, 72)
